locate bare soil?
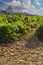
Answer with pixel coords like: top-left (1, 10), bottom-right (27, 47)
top-left (0, 30), bottom-right (43, 65)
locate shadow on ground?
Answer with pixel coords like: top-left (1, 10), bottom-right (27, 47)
top-left (25, 35), bottom-right (43, 49)
top-left (0, 35), bottom-right (43, 49)
top-left (0, 43), bottom-right (10, 47)
top-left (0, 41), bottom-right (13, 47)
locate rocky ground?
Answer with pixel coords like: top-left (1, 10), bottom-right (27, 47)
top-left (0, 31), bottom-right (43, 65)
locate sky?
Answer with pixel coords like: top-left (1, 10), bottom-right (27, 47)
top-left (0, 0), bottom-right (43, 15)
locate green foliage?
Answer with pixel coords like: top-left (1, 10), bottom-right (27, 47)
top-left (0, 24), bottom-right (20, 43)
top-left (37, 25), bottom-right (43, 40)
top-left (0, 13), bottom-right (43, 43)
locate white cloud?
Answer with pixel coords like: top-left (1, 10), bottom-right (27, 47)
top-left (36, 2), bottom-right (41, 5)
top-left (22, 0), bottom-right (31, 8)
top-left (0, 0), bottom-right (43, 15)
top-left (19, 0), bottom-right (38, 14)
top-left (35, 0), bottom-right (41, 6)
top-left (29, 5), bottom-right (38, 14)
top-left (6, 0), bottom-right (21, 7)
top-left (6, 0), bottom-right (31, 13)
top-left (13, 0), bottom-right (43, 15)
top-left (38, 8), bottom-right (43, 15)
top-left (21, 0), bottom-right (32, 13)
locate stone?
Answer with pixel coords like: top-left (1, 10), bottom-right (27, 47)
top-left (11, 52), bottom-right (14, 56)
top-left (41, 53), bottom-right (43, 56)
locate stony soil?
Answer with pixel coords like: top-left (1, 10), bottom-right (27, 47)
top-left (0, 31), bottom-right (43, 65)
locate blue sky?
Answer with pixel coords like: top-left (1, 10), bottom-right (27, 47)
top-left (0, 0), bottom-right (43, 15)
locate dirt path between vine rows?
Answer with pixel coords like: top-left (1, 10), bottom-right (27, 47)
top-left (0, 30), bottom-right (43, 65)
